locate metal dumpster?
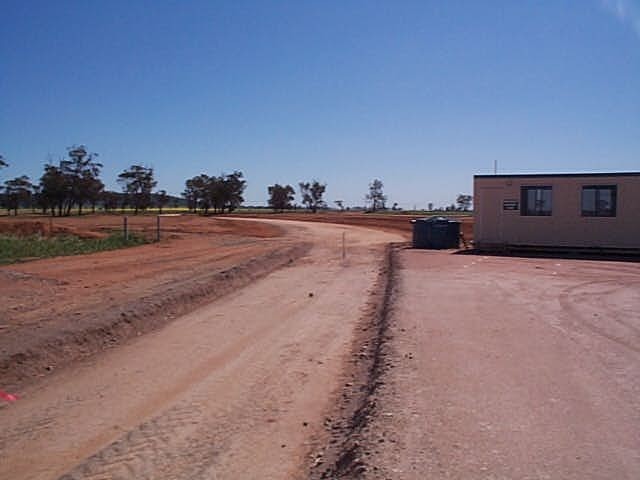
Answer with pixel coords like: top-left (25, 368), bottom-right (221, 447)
top-left (411, 216), bottom-right (460, 249)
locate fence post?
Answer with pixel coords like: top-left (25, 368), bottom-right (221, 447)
top-left (156, 215), bottom-right (160, 242)
top-left (342, 231), bottom-right (346, 260)
top-left (124, 216), bottom-right (128, 242)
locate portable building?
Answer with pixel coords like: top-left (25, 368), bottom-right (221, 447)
top-left (473, 172), bottom-right (640, 252)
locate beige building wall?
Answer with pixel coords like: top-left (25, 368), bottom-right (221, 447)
top-left (474, 174), bottom-right (640, 249)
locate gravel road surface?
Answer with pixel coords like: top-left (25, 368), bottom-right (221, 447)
top-left (364, 250), bottom-right (640, 479)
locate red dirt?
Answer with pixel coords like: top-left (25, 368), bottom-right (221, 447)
top-left (0, 214), bottom-right (296, 389)
top-left (0, 220), bottom-right (54, 237)
top-left (0, 214), bottom-right (282, 239)
top-left (1, 212), bottom-right (428, 391)
top-left (2, 213), bottom-right (635, 479)
top-left (0, 219), bottom-right (404, 480)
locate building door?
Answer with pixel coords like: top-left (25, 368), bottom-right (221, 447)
top-left (477, 187), bottom-right (504, 244)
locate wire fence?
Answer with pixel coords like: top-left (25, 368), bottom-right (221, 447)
top-left (0, 212), bottom-right (181, 244)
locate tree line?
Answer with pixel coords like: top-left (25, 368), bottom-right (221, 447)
top-left (182, 172), bottom-right (246, 214)
top-left (267, 180), bottom-right (473, 212)
top-left (267, 181), bottom-right (328, 212)
top-left (0, 146), bottom-right (179, 216)
top-left (1, 149), bottom-right (472, 215)
top-left (267, 179), bottom-right (388, 213)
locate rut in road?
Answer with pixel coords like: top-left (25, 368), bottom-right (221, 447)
top-left (310, 243), bottom-right (404, 479)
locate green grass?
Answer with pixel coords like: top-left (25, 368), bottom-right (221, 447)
top-left (0, 233), bottom-right (148, 265)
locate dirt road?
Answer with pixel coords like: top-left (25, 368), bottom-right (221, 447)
top-left (0, 220), bottom-right (403, 479)
top-left (363, 250), bottom-right (640, 479)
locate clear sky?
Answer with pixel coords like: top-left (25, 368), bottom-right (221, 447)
top-left (1, 1), bottom-right (639, 208)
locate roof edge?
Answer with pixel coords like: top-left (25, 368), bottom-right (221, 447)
top-left (474, 172), bottom-right (640, 179)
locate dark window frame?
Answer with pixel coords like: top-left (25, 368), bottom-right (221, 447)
top-left (520, 186), bottom-right (553, 216)
top-left (581, 185), bottom-right (617, 217)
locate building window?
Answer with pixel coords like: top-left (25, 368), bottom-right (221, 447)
top-left (582, 185), bottom-right (617, 217)
top-left (521, 186), bottom-right (552, 216)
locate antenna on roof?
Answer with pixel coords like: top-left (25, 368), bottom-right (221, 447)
top-left (494, 159), bottom-right (498, 175)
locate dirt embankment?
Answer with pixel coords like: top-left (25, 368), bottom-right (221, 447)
top-left (0, 214), bottom-right (282, 240)
top-left (0, 219), bottom-right (106, 239)
top-left (0, 215), bottom-right (307, 390)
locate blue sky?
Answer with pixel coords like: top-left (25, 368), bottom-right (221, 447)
top-left (1, 1), bottom-right (639, 208)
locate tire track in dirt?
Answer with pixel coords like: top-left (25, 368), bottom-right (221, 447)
top-left (59, 402), bottom-right (214, 480)
top-left (56, 320), bottom-right (284, 480)
top-left (558, 280), bottom-right (640, 354)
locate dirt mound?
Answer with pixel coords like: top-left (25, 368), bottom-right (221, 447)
top-left (0, 242), bottom-right (310, 390)
top-left (0, 220), bottom-right (49, 237)
top-left (156, 216), bottom-right (283, 238)
top-left (51, 225), bottom-right (108, 239)
top-left (0, 219), bottom-right (108, 239)
top-left (0, 214), bottom-right (283, 241)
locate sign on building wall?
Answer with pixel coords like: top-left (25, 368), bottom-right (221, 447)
top-left (503, 200), bottom-right (519, 211)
